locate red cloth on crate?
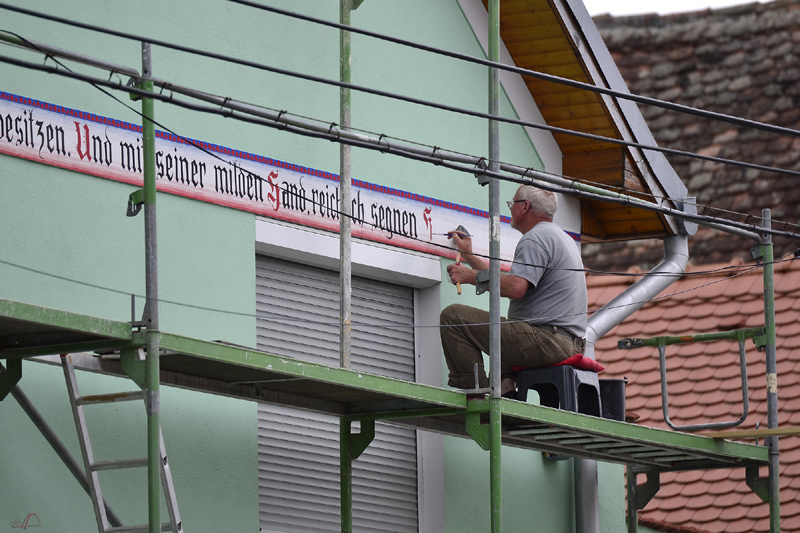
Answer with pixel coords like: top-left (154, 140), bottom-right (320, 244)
top-left (511, 353), bottom-right (605, 374)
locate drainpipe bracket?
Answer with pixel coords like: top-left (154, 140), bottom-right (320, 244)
top-left (675, 197), bottom-right (698, 236)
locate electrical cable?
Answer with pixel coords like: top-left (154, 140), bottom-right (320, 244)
top-left (4, 48), bottom-right (785, 278)
top-left (1, 39), bottom-right (793, 280)
top-left (3, 51), bottom-right (800, 244)
top-left (4, 28), bottom-right (800, 238)
top-left (4, 41), bottom-right (797, 238)
top-left (0, 30), bottom-right (279, 190)
top-left (1, 254), bottom-right (795, 333)
top-left (2, 4), bottom-right (800, 179)
top-left (4, 10), bottom-right (800, 240)
top-left (228, 0), bottom-right (800, 142)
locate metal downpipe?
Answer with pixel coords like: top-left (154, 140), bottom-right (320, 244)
top-left (577, 235), bottom-right (689, 533)
top-left (584, 235), bottom-right (689, 357)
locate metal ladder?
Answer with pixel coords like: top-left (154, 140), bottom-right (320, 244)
top-left (61, 354), bottom-right (183, 533)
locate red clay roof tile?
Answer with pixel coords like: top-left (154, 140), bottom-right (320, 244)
top-left (728, 519), bottom-right (761, 533)
top-left (589, 255), bottom-right (800, 533)
top-left (658, 495), bottom-right (692, 512)
top-left (689, 505), bottom-right (723, 523)
top-left (785, 516), bottom-right (800, 531)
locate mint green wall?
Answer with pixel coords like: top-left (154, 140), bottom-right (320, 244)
top-left (599, 463), bottom-right (627, 532)
top-left (0, 148), bottom-right (258, 530)
top-left (1, 1), bottom-right (259, 527)
top-left (0, 0), bottom-right (624, 531)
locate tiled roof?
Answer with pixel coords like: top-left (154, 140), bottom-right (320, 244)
top-left (589, 256), bottom-right (800, 532)
top-left (583, 0), bottom-right (800, 272)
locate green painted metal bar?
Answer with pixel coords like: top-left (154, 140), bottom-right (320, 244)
top-left (347, 408), bottom-right (464, 422)
top-left (466, 409), bottom-right (491, 451)
top-left (340, 417), bottom-right (374, 532)
top-left (140, 41), bottom-right (161, 533)
top-left (489, 398), bottom-right (502, 530)
top-left (160, 332), bottom-right (774, 467)
top-left (626, 470), bottom-right (659, 533)
top-left (157, 332), bottom-right (467, 407)
top-left (761, 209), bottom-right (781, 533)
top-left (340, 418), bottom-right (354, 533)
top-left (496, 399), bottom-right (769, 465)
top-left (0, 299), bottom-right (133, 341)
top-left (1, 340), bottom-right (133, 359)
top-left (618, 327), bottom-right (764, 349)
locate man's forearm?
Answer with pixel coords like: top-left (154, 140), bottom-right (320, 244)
top-left (460, 250), bottom-right (488, 272)
top-left (468, 268), bottom-right (528, 299)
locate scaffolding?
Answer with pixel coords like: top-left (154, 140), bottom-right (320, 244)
top-left (0, 1), bottom-right (793, 532)
top-left (0, 298), bottom-right (774, 532)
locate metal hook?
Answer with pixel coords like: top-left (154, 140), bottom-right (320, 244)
top-left (378, 134), bottom-right (391, 154)
top-left (431, 146), bottom-right (443, 165)
top-left (275, 110), bottom-right (288, 130)
top-left (327, 122), bottom-right (340, 141)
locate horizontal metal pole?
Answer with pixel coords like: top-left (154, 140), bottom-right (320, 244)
top-left (0, 51), bottom-right (786, 243)
top-left (618, 327), bottom-right (764, 349)
top-left (0, 30), bottom-right (140, 78)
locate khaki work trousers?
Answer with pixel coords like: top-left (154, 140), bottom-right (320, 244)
top-left (440, 303), bottom-right (585, 390)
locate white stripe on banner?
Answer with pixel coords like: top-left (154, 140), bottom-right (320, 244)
top-left (0, 91), bottom-right (580, 264)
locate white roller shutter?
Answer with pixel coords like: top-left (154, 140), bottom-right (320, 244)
top-left (256, 255), bottom-right (418, 533)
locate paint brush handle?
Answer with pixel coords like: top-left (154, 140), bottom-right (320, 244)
top-left (455, 252), bottom-right (462, 295)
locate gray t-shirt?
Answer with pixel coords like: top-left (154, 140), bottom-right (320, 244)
top-left (507, 222), bottom-right (587, 337)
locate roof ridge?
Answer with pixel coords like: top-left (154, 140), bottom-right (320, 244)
top-left (593, 0), bottom-right (800, 42)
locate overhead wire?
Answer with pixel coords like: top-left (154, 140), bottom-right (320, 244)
top-left (0, 48), bottom-right (791, 279)
top-left (2, 50), bottom-right (800, 245)
top-left (2, 3), bottom-right (800, 180)
top-left (2, 37), bottom-right (796, 238)
top-left (2, 18), bottom-right (800, 237)
top-left (5, 49), bottom-right (793, 279)
top-left (1, 6), bottom-right (798, 334)
top-left (1, 253), bottom-right (795, 333)
top-left (0, 43), bottom-right (795, 278)
top-left (228, 0), bottom-right (800, 141)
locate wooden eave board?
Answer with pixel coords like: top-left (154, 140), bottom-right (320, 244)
top-left (482, 0), bottom-right (673, 240)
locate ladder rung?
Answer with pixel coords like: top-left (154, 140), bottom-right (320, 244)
top-left (92, 458), bottom-right (148, 471)
top-left (78, 391), bottom-right (144, 405)
top-left (106, 522), bottom-right (175, 532)
top-left (62, 355), bottom-right (180, 533)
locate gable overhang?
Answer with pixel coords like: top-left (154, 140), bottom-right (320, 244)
top-left (481, 0), bottom-right (689, 242)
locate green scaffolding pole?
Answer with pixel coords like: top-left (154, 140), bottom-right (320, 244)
top-left (761, 210), bottom-right (781, 533)
top-left (486, 0), bottom-right (503, 529)
top-left (140, 42), bottom-right (161, 533)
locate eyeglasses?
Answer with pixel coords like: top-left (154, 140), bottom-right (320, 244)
top-left (506, 199), bottom-right (527, 209)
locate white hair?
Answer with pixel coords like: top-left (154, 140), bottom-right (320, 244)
top-left (517, 185), bottom-right (557, 218)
